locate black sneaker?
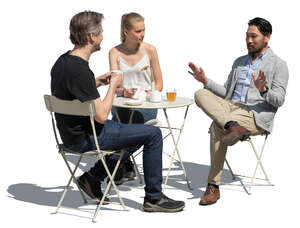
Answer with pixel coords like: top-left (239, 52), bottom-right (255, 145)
top-left (143, 193), bottom-right (185, 212)
top-left (124, 159), bottom-right (136, 180)
top-left (108, 165), bottom-right (126, 185)
top-left (77, 172), bottom-right (109, 205)
top-left (113, 162), bottom-right (136, 185)
top-left (124, 170), bottom-right (136, 180)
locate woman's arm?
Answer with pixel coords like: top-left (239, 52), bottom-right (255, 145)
top-left (148, 45), bottom-right (163, 91)
top-left (109, 48), bottom-right (124, 96)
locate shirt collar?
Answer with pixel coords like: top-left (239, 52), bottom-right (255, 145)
top-left (259, 47), bottom-right (270, 60)
top-left (248, 47), bottom-right (270, 63)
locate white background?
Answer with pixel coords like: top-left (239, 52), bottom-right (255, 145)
top-left (1, 0), bottom-right (300, 227)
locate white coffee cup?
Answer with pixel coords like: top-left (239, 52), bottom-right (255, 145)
top-left (132, 87), bottom-right (146, 101)
top-left (150, 90), bottom-right (162, 103)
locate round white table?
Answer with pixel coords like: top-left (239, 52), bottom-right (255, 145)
top-left (113, 96), bottom-right (194, 191)
top-left (113, 96), bottom-right (193, 109)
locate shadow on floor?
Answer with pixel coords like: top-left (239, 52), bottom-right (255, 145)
top-left (7, 155), bottom-right (239, 212)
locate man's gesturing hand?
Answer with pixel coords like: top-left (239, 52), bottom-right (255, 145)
top-left (96, 72), bottom-right (111, 87)
top-left (188, 62), bottom-right (208, 85)
top-left (252, 70), bottom-right (267, 93)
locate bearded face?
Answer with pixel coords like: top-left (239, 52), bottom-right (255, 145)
top-left (246, 25), bottom-right (270, 57)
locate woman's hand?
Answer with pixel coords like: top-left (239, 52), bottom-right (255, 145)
top-left (123, 89), bottom-right (135, 98)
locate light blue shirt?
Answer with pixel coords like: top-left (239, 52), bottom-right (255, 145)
top-left (231, 48), bottom-right (269, 103)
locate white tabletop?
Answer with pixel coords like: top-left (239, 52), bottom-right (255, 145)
top-left (113, 96), bottom-right (193, 109)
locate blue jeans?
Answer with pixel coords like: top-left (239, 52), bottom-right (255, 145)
top-left (111, 107), bottom-right (158, 163)
top-left (67, 120), bottom-right (163, 199)
top-left (112, 107), bottom-right (157, 124)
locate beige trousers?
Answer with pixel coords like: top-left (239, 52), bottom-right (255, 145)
top-left (194, 89), bottom-right (264, 185)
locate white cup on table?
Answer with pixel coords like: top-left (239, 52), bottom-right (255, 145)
top-left (150, 90), bottom-right (162, 103)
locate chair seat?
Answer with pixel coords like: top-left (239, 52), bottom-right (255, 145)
top-left (58, 144), bottom-right (118, 157)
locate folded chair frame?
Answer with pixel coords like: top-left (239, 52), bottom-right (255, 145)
top-left (225, 133), bottom-right (274, 194)
top-left (44, 95), bottom-right (127, 222)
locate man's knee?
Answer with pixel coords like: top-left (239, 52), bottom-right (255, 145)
top-left (150, 125), bottom-right (162, 138)
top-left (144, 124), bottom-right (161, 139)
top-left (194, 89), bottom-right (211, 108)
top-left (146, 125), bottom-right (163, 148)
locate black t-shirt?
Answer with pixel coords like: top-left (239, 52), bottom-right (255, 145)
top-left (51, 51), bottom-right (103, 146)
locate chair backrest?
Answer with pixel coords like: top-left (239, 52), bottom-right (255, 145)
top-left (44, 95), bottom-right (96, 116)
top-left (43, 95), bottom-right (101, 153)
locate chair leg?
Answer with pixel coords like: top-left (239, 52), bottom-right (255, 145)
top-left (92, 150), bottom-right (127, 223)
top-left (248, 136), bottom-right (272, 193)
top-left (61, 153), bottom-right (88, 203)
top-left (224, 158), bottom-right (251, 195)
top-left (224, 135), bottom-right (273, 194)
top-left (53, 153), bottom-right (87, 214)
top-left (225, 158), bottom-right (236, 180)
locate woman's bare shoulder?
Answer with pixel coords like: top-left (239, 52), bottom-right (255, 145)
top-left (143, 43), bottom-right (158, 58)
top-left (143, 42), bottom-right (157, 52)
top-left (109, 45), bottom-right (122, 56)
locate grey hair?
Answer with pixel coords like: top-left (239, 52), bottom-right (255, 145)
top-left (70, 11), bottom-right (104, 46)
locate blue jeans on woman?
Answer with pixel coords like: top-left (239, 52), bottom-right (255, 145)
top-left (67, 120), bottom-right (163, 199)
top-left (112, 107), bottom-right (157, 124)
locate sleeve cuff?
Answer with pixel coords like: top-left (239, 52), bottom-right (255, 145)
top-left (204, 79), bottom-right (211, 88)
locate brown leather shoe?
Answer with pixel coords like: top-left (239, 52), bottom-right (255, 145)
top-left (199, 185), bottom-right (220, 205)
top-left (223, 125), bottom-right (251, 146)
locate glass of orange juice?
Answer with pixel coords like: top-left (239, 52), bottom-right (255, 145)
top-left (166, 89), bottom-right (177, 102)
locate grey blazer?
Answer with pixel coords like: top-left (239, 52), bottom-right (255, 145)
top-left (205, 48), bottom-right (289, 132)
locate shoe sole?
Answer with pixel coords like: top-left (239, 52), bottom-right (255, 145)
top-left (76, 178), bottom-right (109, 205)
top-left (143, 203), bottom-right (185, 212)
top-left (199, 196), bottom-right (220, 206)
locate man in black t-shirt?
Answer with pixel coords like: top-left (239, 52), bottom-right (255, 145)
top-left (50, 11), bottom-right (185, 212)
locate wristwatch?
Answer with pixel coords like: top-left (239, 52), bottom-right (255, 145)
top-left (260, 86), bottom-right (269, 97)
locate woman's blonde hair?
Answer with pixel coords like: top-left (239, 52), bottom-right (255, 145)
top-left (121, 12), bottom-right (144, 43)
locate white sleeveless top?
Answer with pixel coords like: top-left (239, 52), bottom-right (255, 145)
top-left (118, 54), bottom-right (152, 90)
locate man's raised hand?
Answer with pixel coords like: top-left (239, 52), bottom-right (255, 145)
top-left (252, 70), bottom-right (267, 93)
top-left (188, 62), bottom-right (208, 85)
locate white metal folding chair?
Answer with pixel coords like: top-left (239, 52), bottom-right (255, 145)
top-left (225, 132), bottom-right (274, 194)
top-left (44, 95), bottom-right (127, 222)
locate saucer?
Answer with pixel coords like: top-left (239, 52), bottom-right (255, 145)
top-left (124, 100), bottom-right (143, 106)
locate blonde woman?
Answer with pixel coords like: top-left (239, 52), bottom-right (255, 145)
top-left (109, 12), bottom-right (163, 184)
